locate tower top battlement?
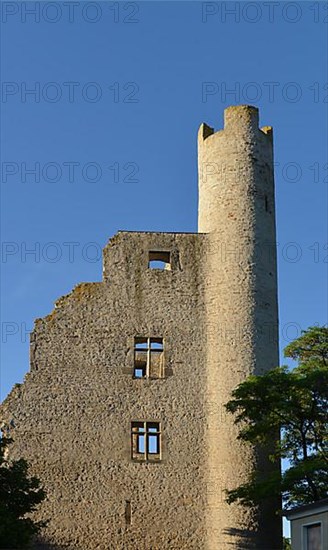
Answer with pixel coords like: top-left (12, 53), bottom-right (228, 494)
top-left (224, 104), bottom-right (259, 129)
top-left (199, 104), bottom-right (273, 143)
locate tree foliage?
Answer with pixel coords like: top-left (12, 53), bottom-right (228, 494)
top-left (225, 326), bottom-right (328, 511)
top-left (0, 437), bottom-right (46, 548)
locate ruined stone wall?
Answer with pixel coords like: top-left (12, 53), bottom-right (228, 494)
top-left (198, 105), bottom-right (282, 548)
top-left (1, 231), bottom-right (207, 550)
top-left (1, 105), bottom-right (283, 549)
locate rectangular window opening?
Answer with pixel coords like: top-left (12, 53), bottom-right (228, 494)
top-left (150, 338), bottom-right (163, 351)
top-left (148, 251), bottom-right (171, 270)
top-left (131, 421), bottom-right (161, 461)
top-left (137, 434), bottom-right (145, 453)
top-left (133, 337), bottom-right (164, 379)
top-left (135, 337), bottom-right (148, 349)
top-left (148, 435), bottom-right (159, 454)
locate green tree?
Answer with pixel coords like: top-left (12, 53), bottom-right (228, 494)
top-left (283, 537), bottom-right (291, 550)
top-left (225, 326), bottom-right (328, 511)
top-left (0, 437), bottom-right (46, 548)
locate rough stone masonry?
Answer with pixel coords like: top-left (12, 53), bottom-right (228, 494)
top-left (1, 105), bottom-right (282, 549)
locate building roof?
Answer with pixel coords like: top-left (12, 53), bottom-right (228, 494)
top-left (284, 498), bottom-right (328, 520)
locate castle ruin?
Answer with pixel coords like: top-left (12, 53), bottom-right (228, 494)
top-left (1, 105), bottom-right (282, 549)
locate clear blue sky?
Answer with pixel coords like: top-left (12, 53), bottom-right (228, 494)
top-left (1, 3), bottom-right (327, 401)
top-left (0, 2), bottom-right (327, 539)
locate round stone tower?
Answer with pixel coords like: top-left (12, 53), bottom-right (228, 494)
top-left (198, 105), bottom-right (282, 548)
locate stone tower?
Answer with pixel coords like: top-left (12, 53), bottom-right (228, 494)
top-left (1, 105), bottom-right (282, 549)
top-left (198, 105), bottom-right (281, 548)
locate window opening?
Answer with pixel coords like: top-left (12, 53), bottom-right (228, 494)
top-left (148, 251), bottom-right (171, 270)
top-left (134, 337), bottom-right (164, 378)
top-left (131, 421), bottom-right (161, 460)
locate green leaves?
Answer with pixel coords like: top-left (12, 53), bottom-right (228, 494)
top-left (225, 326), bottom-right (328, 511)
top-left (283, 537), bottom-right (291, 550)
top-left (284, 326), bottom-right (328, 366)
top-left (0, 438), bottom-right (46, 548)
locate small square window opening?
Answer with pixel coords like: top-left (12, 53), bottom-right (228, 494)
top-left (148, 251), bottom-right (171, 270)
top-left (134, 367), bottom-right (146, 378)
